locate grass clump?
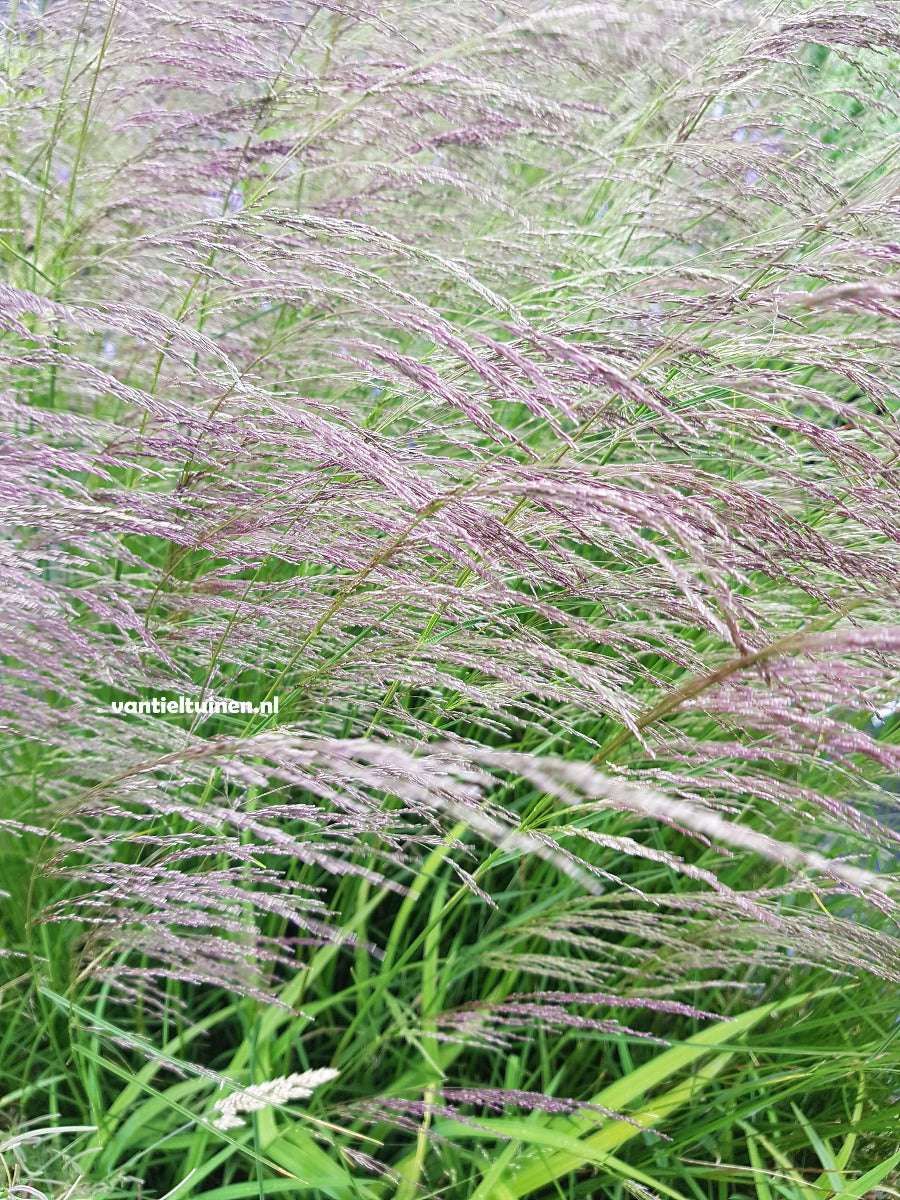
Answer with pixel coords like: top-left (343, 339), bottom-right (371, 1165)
top-left (1, 1), bottom-right (899, 1197)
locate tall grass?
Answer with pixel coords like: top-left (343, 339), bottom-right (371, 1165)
top-left (1, 0), bottom-right (899, 1196)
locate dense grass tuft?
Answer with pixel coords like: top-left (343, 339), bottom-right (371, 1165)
top-left (1, 1), bottom-right (899, 1196)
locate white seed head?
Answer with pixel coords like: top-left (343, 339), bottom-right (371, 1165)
top-left (210, 1069), bottom-right (339, 1130)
